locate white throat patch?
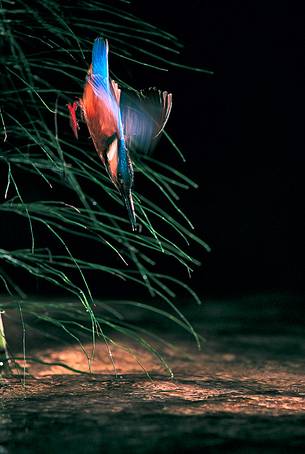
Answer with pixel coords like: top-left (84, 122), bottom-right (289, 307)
top-left (107, 137), bottom-right (118, 162)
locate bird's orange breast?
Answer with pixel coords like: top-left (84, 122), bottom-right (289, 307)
top-left (82, 82), bottom-right (119, 142)
top-left (81, 81), bottom-right (120, 181)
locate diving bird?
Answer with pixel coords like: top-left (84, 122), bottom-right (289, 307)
top-left (68, 38), bottom-right (172, 231)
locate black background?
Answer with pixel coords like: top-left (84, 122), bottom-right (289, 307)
top-left (131, 0), bottom-right (304, 296)
top-left (2, 1), bottom-right (304, 298)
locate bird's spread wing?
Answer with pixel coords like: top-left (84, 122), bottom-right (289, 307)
top-left (120, 87), bottom-right (172, 155)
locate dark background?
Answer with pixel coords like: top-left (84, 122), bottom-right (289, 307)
top-left (131, 0), bottom-right (304, 296)
top-left (2, 1), bottom-right (304, 299)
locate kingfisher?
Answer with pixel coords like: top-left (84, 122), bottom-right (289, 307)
top-left (68, 37), bottom-right (172, 231)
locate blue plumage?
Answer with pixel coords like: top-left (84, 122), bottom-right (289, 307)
top-left (68, 37), bottom-right (172, 232)
top-left (92, 38), bottom-right (109, 83)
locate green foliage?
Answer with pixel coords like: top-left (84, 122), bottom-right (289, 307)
top-left (0, 0), bottom-right (210, 376)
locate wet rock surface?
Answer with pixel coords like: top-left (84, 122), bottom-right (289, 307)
top-left (1, 294), bottom-right (305, 452)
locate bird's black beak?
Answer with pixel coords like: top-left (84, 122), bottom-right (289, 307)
top-left (120, 187), bottom-right (137, 232)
